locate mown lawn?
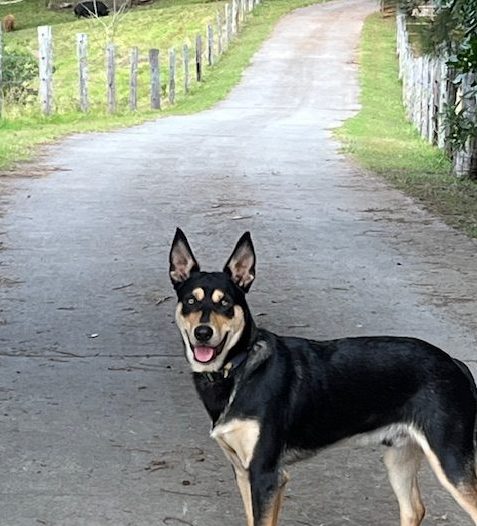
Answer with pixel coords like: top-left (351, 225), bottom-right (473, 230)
top-left (338, 13), bottom-right (477, 238)
top-left (0, 0), bottom-right (321, 170)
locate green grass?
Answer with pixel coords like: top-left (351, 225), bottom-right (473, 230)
top-left (0, 0), bottom-right (320, 171)
top-left (338, 13), bottom-right (477, 238)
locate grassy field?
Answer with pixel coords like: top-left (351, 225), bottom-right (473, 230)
top-left (0, 0), bottom-right (321, 171)
top-left (338, 13), bottom-right (477, 238)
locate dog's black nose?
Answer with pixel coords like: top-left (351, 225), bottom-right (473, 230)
top-left (194, 325), bottom-right (213, 342)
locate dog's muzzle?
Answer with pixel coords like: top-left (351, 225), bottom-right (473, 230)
top-left (191, 333), bottom-right (228, 363)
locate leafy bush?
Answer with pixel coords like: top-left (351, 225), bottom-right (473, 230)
top-left (2, 47), bottom-right (38, 104)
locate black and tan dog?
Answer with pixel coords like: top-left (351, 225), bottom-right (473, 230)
top-left (169, 228), bottom-right (477, 526)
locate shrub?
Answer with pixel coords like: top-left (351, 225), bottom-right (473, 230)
top-left (2, 47), bottom-right (39, 104)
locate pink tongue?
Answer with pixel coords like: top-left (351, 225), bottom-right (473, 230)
top-left (193, 346), bottom-right (215, 363)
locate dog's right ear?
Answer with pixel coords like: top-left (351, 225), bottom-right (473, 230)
top-left (169, 228), bottom-right (200, 288)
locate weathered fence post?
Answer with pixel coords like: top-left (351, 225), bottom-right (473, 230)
top-left (149, 48), bottom-right (160, 110)
top-left (225, 4), bottom-right (232, 45)
top-left (234, 0), bottom-right (240, 33)
top-left (207, 25), bottom-right (214, 66)
top-left (0, 25), bottom-right (4, 118)
top-left (232, 0), bottom-right (237, 34)
top-left (437, 60), bottom-right (448, 149)
top-left (453, 73), bottom-right (477, 178)
top-left (196, 34), bottom-right (203, 82)
top-left (217, 12), bottom-right (223, 56)
top-left (129, 47), bottom-right (139, 111)
top-left (420, 56), bottom-right (430, 139)
top-left (414, 56), bottom-right (423, 130)
top-left (38, 25), bottom-right (54, 116)
top-left (183, 44), bottom-right (190, 94)
top-left (427, 57), bottom-right (437, 144)
top-left (76, 33), bottom-right (89, 113)
top-left (106, 43), bottom-right (116, 113)
top-left (169, 48), bottom-right (176, 104)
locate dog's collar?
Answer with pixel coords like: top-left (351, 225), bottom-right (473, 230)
top-left (203, 350), bottom-right (249, 383)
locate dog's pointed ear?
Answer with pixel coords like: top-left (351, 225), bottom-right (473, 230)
top-left (224, 232), bottom-right (255, 292)
top-left (169, 228), bottom-right (200, 288)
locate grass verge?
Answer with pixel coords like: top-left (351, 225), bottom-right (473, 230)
top-left (0, 0), bottom-right (320, 171)
top-left (337, 13), bottom-right (477, 239)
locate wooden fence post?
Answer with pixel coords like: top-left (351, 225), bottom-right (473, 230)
top-left (453, 73), bottom-right (477, 178)
top-left (234, 0), bottom-right (240, 33)
top-left (38, 25), bottom-right (54, 116)
top-left (406, 50), bottom-right (413, 112)
top-left (0, 25), bottom-right (3, 118)
top-left (232, 0), bottom-right (237, 34)
top-left (406, 53), bottom-right (415, 121)
top-left (129, 46), bottom-right (139, 111)
top-left (427, 57), bottom-right (437, 144)
top-left (414, 56), bottom-right (423, 130)
top-left (149, 49), bottom-right (160, 110)
top-left (76, 33), bottom-right (89, 113)
top-left (183, 44), bottom-right (190, 93)
top-left (169, 48), bottom-right (176, 105)
top-left (437, 59), bottom-right (448, 149)
top-left (207, 25), bottom-right (214, 66)
top-left (225, 3), bottom-right (232, 45)
top-left (196, 34), bottom-right (203, 82)
top-left (421, 56), bottom-right (429, 139)
top-left (217, 12), bottom-right (223, 56)
top-left (106, 43), bottom-right (116, 113)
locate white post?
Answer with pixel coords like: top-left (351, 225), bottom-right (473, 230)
top-left (76, 33), bottom-right (89, 112)
top-left (38, 25), bottom-right (54, 115)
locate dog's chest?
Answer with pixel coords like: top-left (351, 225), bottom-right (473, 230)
top-left (194, 374), bottom-right (235, 424)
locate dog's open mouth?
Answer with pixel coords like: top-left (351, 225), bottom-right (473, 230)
top-left (192, 333), bottom-right (228, 364)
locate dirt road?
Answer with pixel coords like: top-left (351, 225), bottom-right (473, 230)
top-left (1, 0), bottom-right (477, 524)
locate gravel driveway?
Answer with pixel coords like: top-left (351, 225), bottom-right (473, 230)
top-left (1, 0), bottom-right (477, 524)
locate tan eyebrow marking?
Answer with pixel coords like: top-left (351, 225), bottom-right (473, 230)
top-left (192, 287), bottom-right (205, 301)
top-left (212, 289), bottom-right (225, 303)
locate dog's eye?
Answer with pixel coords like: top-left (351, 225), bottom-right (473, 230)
top-left (221, 299), bottom-right (231, 308)
top-left (187, 297), bottom-right (196, 305)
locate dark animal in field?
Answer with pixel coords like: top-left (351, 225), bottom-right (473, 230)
top-left (74, 1), bottom-right (109, 18)
top-left (2, 14), bottom-right (16, 32)
top-left (169, 228), bottom-right (477, 526)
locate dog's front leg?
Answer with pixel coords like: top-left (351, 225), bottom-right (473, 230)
top-left (233, 466), bottom-right (254, 526)
top-left (212, 418), bottom-right (287, 525)
top-left (249, 465), bottom-right (289, 526)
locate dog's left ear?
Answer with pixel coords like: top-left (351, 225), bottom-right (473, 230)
top-left (169, 228), bottom-right (200, 288)
top-left (224, 232), bottom-right (255, 292)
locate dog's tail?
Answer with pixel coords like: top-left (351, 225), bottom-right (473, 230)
top-left (454, 358), bottom-right (477, 466)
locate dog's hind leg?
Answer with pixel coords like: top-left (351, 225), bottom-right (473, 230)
top-left (422, 446), bottom-right (477, 524)
top-left (383, 443), bottom-right (425, 526)
top-left (414, 430), bottom-right (477, 525)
